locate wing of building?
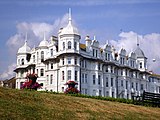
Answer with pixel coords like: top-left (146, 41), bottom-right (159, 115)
top-left (14, 9), bottom-right (160, 99)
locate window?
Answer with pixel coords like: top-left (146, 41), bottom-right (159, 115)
top-left (93, 89), bottom-right (96, 96)
top-left (98, 75), bottom-right (101, 85)
top-left (122, 58), bottom-right (125, 64)
top-left (62, 71), bottom-right (64, 80)
top-left (50, 49), bottom-right (53, 56)
top-left (51, 63), bottom-right (53, 69)
top-left (21, 59), bottom-right (24, 65)
top-left (125, 69), bottom-right (127, 76)
top-left (93, 75), bottom-right (96, 85)
top-left (62, 58), bottom-right (64, 65)
top-left (62, 87), bottom-right (64, 92)
top-left (121, 69), bottom-right (123, 76)
top-left (106, 53), bottom-right (110, 61)
top-left (84, 60), bottom-right (87, 68)
top-left (93, 49), bottom-right (95, 56)
top-left (33, 55), bottom-right (35, 63)
top-left (63, 42), bottom-right (65, 50)
top-left (106, 77), bottom-right (108, 87)
top-left (37, 69), bottom-right (38, 76)
top-left (75, 71), bottom-right (77, 81)
top-left (140, 84), bottom-right (143, 90)
top-left (120, 57), bottom-right (122, 64)
top-left (112, 92), bottom-right (114, 98)
top-left (126, 81), bottom-right (128, 89)
top-left (140, 62), bottom-right (142, 68)
top-left (136, 83), bottom-right (138, 90)
top-left (121, 80), bottom-right (123, 87)
top-left (106, 91), bottom-right (109, 96)
top-left (40, 69), bottom-right (44, 76)
top-left (111, 78), bottom-right (113, 87)
top-left (67, 70), bottom-right (71, 80)
top-left (68, 41), bottom-right (71, 49)
top-left (37, 52), bottom-right (39, 63)
top-left (99, 90), bottom-right (102, 96)
top-left (96, 50), bottom-right (98, 57)
top-left (41, 51), bottom-right (44, 62)
top-left (75, 57), bottom-right (77, 65)
top-left (111, 66), bottom-right (113, 73)
top-left (131, 82), bottom-right (134, 88)
top-left (82, 73), bottom-right (84, 83)
top-left (50, 74), bottom-right (53, 84)
top-left (85, 89), bottom-right (88, 95)
top-left (67, 57), bottom-right (71, 64)
top-left (108, 53), bottom-right (110, 61)
top-left (85, 74), bottom-right (88, 83)
top-left (74, 42), bottom-right (77, 50)
top-left (106, 66), bottom-right (108, 72)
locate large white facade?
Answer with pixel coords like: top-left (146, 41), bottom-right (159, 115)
top-left (14, 10), bottom-right (160, 99)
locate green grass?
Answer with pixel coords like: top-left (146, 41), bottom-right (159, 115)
top-left (0, 87), bottom-right (160, 120)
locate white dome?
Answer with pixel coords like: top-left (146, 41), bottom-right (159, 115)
top-left (61, 22), bottom-right (79, 35)
top-left (18, 41), bottom-right (31, 54)
top-left (39, 40), bottom-right (49, 47)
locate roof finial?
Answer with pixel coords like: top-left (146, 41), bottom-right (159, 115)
top-left (69, 8), bottom-right (72, 24)
top-left (43, 31), bottom-right (46, 41)
top-left (25, 32), bottom-right (28, 42)
top-left (137, 34), bottom-right (139, 46)
top-left (93, 35), bottom-right (96, 40)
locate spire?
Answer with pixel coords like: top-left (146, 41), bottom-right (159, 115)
top-left (69, 8), bottom-right (72, 24)
top-left (106, 40), bottom-right (109, 45)
top-left (137, 34), bottom-right (139, 46)
top-left (25, 32), bottom-right (28, 45)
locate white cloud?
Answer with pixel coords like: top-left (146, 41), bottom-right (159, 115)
top-left (0, 63), bottom-right (16, 80)
top-left (109, 31), bottom-right (160, 74)
top-left (3, 13), bottom-right (69, 80)
top-left (6, 13), bottom-right (68, 54)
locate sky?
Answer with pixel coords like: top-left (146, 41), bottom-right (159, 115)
top-left (0, 0), bottom-right (160, 79)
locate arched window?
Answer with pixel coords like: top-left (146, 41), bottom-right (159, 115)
top-left (68, 41), bottom-right (71, 49)
top-left (33, 55), bottom-right (35, 63)
top-left (41, 51), bottom-right (44, 62)
top-left (50, 74), bottom-right (53, 84)
top-left (40, 68), bottom-right (44, 76)
top-left (63, 42), bottom-right (65, 50)
top-left (21, 59), bottom-right (24, 65)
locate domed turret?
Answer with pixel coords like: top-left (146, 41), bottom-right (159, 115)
top-left (39, 32), bottom-right (49, 47)
top-left (18, 40), bottom-right (31, 54)
top-left (60, 8), bottom-right (79, 35)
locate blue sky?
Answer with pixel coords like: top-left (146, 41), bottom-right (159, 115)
top-left (0, 0), bottom-right (160, 79)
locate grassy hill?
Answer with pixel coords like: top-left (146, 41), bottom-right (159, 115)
top-left (0, 87), bottom-right (160, 120)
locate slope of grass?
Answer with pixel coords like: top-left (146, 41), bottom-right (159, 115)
top-left (0, 87), bottom-right (160, 120)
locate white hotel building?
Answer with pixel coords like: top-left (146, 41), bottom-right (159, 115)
top-left (14, 10), bottom-right (160, 99)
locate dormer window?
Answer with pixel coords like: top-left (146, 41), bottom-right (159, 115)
top-left (68, 41), bottom-right (71, 49)
top-left (140, 62), bottom-right (142, 68)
